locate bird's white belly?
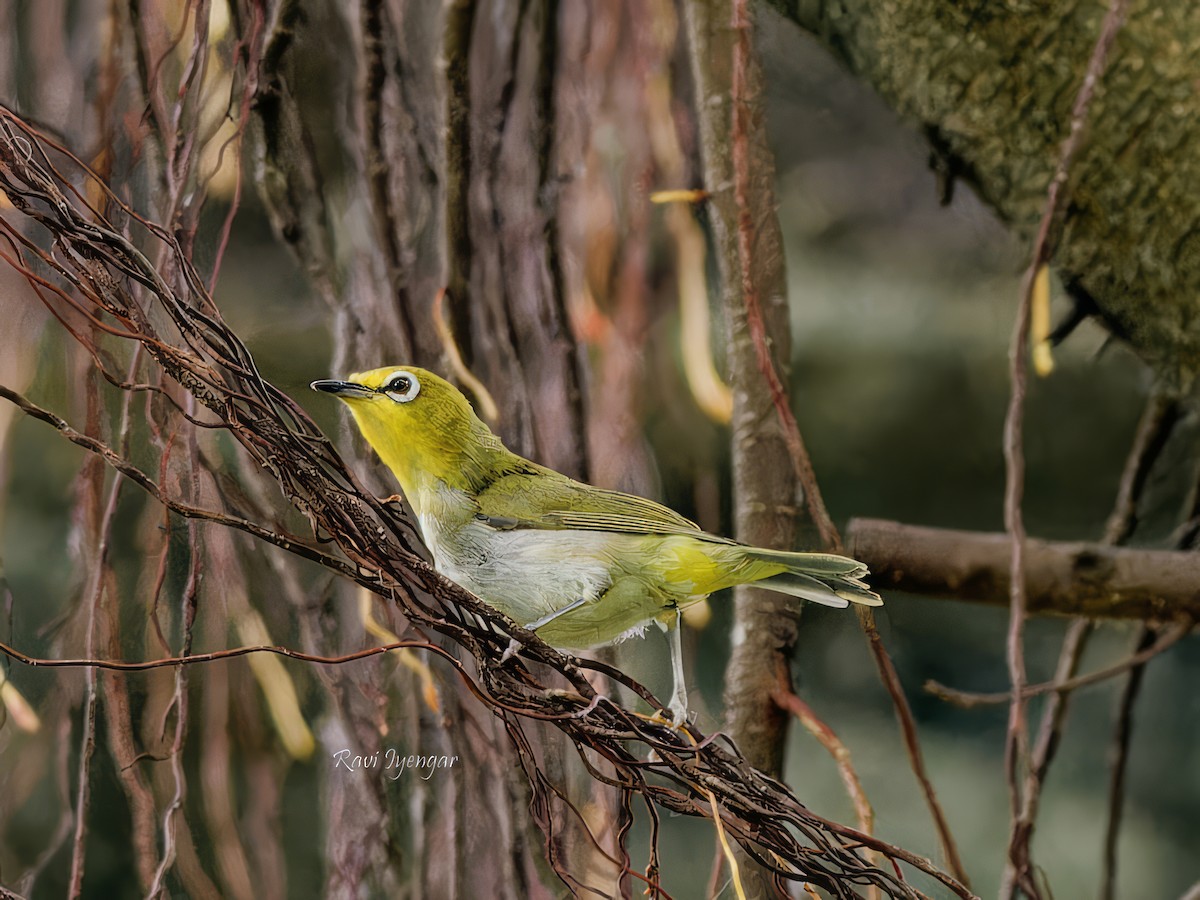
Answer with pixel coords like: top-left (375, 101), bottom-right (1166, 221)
top-left (418, 514), bottom-right (615, 624)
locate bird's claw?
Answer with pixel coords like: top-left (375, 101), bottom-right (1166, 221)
top-left (645, 703), bottom-right (692, 731)
top-left (500, 638), bottom-right (522, 663)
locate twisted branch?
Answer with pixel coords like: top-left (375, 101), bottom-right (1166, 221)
top-left (0, 107), bottom-right (970, 900)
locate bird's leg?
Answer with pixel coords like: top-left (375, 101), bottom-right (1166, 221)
top-left (500, 596), bottom-right (591, 663)
top-left (642, 608), bottom-right (691, 739)
top-left (663, 607), bottom-right (689, 723)
top-left (647, 609), bottom-right (689, 723)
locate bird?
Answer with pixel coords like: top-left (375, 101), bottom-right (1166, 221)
top-left (311, 365), bottom-right (882, 720)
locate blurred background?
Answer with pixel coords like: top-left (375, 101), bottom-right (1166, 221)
top-left (1, 2), bottom-right (1196, 898)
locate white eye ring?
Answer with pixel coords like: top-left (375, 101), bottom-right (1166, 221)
top-left (382, 372), bottom-right (421, 403)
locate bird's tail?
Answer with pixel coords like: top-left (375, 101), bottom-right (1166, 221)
top-left (747, 548), bottom-right (883, 609)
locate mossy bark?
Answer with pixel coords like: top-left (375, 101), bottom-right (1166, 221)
top-left (774, 0), bottom-right (1200, 386)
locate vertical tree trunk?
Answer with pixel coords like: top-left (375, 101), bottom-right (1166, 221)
top-left (685, 1), bottom-right (800, 895)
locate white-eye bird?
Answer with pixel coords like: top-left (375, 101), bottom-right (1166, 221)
top-left (312, 366), bottom-right (882, 720)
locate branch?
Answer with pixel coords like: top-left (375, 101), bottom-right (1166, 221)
top-left (1001, 2), bottom-right (1129, 891)
top-left (772, 677), bottom-right (876, 889)
top-left (684, 4), bottom-right (970, 890)
top-left (925, 621), bottom-right (1190, 708)
top-left (0, 105), bottom-right (970, 900)
top-left (686, 0), bottom-right (801, 787)
top-left (1100, 624), bottom-right (1156, 900)
top-left (847, 518), bottom-right (1200, 620)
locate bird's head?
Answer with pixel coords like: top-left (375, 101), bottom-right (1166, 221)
top-left (311, 365), bottom-right (500, 495)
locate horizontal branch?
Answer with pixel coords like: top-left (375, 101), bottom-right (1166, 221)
top-left (926, 620), bottom-right (1190, 708)
top-left (847, 518), bottom-right (1200, 621)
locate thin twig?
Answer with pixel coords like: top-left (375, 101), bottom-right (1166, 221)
top-left (861, 621), bottom-right (971, 886)
top-left (1101, 393), bottom-right (1180, 546)
top-left (1000, 2), bottom-right (1130, 893)
top-left (773, 681), bottom-right (877, 898)
top-left (1002, 209), bottom-right (1034, 881)
top-left (1023, 619), bottom-right (1092, 809)
top-left (0, 383), bottom-right (366, 581)
top-left (926, 621), bottom-right (1190, 708)
top-left (1100, 624), bottom-right (1156, 900)
top-left (148, 394), bottom-right (206, 898)
top-left (730, 0), bottom-right (837, 552)
top-left (67, 350), bottom-right (140, 898)
top-left (0, 107), bottom-right (973, 900)
top-left (1096, 392), bottom-right (1183, 900)
top-left (0, 637), bottom-right (524, 718)
top-left (724, 2), bottom-right (969, 886)
top-left (207, 3), bottom-right (266, 295)
top-left (13, 717), bottom-right (74, 896)
top-left (996, 386), bottom-right (1180, 896)
top-left (0, 636), bottom-right (428, 668)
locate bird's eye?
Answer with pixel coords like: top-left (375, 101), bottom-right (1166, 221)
top-left (382, 372), bottom-right (421, 403)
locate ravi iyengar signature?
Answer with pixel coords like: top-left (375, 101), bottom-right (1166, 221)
top-left (331, 747), bottom-right (460, 780)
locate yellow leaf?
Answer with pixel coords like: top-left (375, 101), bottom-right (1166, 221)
top-left (649, 189), bottom-right (708, 204)
top-left (0, 667), bottom-right (40, 733)
top-left (359, 588), bottom-right (442, 716)
top-left (237, 609), bottom-right (315, 761)
top-left (1031, 264), bottom-right (1055, 377)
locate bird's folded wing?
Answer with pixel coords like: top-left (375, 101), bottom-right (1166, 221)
top-left (475, 465), bottom-right (725, 537)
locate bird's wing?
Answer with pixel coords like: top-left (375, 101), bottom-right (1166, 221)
top-left (475, 463), bottom-right (725, 538)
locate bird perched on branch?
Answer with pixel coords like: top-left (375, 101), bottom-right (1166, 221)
top-left (312, 366), bottom-right (881, 720)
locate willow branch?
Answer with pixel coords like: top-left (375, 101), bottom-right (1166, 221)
top-left (0, 107), bottom-right (970, 898)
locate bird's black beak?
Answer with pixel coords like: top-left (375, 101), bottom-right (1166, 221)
top-left (310, 379), bottom-right (376, 399)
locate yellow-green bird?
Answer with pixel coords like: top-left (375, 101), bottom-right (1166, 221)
top-left (312, 366), bottom-right (881, 719)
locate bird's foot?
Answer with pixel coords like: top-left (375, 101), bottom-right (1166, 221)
top-left (668, 701), bottom-right (692, 726)
top-left (379, 493), bottom-right (404, 505)
top-left (644, 709), bottom-right (674, 730)
top-left (644, 703), bottom-right (692, 731)
top-left (500, 637), bottom-right (523, 663)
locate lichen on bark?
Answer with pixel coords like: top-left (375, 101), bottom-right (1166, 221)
top-left (776, 0), bottom-right (1200, 386)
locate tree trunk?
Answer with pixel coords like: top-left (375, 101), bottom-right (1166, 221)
top-left (685, 2), bottom-right (800, 895)
top-left (772, 0), bottom-right (1200, 387)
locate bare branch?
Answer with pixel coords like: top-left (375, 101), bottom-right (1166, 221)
top-left (0, 105), bottom-right (969, 900)
top-left (0, 382), bottom-right (370, 582)
top-left (1001, 2), bottom-right (1130, 892)
top-left (68, 350), bottom-right (140, 898)
top-left (1100, 624), bottom-right (1157, 900)
top-left (847, 519), bottom-right (1200, 620)
top-left (772, 675), bottom-right (877, 894)
top-left (684, 3), bottom-right (970, 889)
top-left (925, 622), bottom-right (1190, 709)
